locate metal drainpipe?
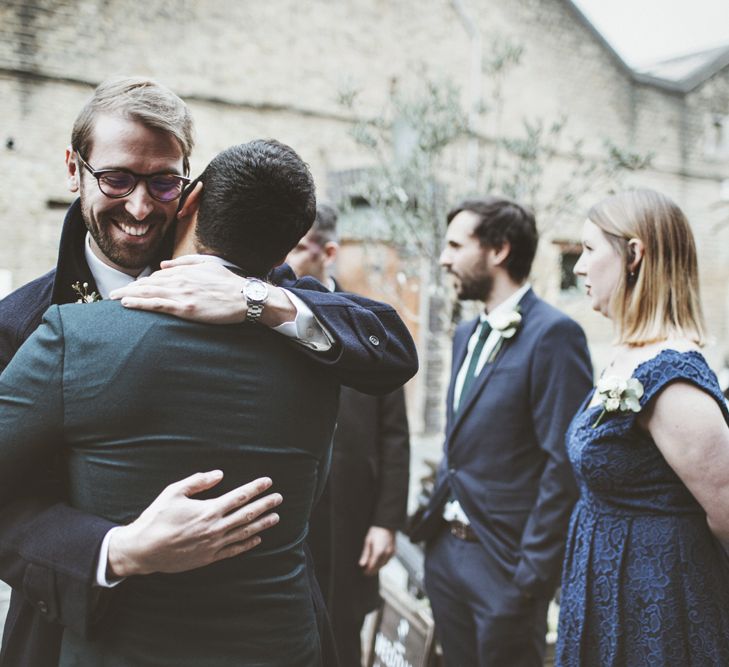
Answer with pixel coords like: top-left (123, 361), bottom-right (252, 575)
top-left (451, 0), bottom-right (483, 189)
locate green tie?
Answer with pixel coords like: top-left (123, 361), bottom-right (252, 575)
top-left (457, 319), bottom-right (492, 412)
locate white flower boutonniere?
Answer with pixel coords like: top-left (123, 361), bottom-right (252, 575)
top-left (485, 309), bottom-right (522, 363)
top-left (72, 281), bottom-right (101, 304)
top-left (592, 375), bottom-right (644, 428)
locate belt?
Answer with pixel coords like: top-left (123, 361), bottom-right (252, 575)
top-left (448, 520), bottom-right (478, 542)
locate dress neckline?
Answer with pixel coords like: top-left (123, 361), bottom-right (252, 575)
top-left (584, 348), bottom-right (705, 413)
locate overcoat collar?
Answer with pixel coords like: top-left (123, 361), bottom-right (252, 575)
top-left (49, 198), bottom-right (174, 306)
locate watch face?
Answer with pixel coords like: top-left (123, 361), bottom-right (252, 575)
top-left (246, 280), bottom-right (268, 302)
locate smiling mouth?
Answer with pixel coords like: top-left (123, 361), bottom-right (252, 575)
top-left (115, 221), bottom-right (151, 237)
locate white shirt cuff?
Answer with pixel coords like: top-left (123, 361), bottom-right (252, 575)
top-left (273, 289), bottom-right (333, 351)
top-left (96, 527), bottom-right (126, 588)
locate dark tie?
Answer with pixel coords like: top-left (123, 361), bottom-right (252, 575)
top-left (457, 319), bottom-right (492, 411)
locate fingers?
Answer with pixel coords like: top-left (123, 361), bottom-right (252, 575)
top-left (358, 538), bottom-right (372, 569)
top-left (110, 282), bottom-right (176, 301)
top-left (214, 535), bottom-right (264, 561)
top-left (223, 511), bottom-right (280, 544)
top-left (219, 492), bottom-right (283, 533)
top-left (168, 470), bottom-right (224, 497)
top-left (119, 297), bottom-right (191, 316)
top-left (371, 548), bottom-right (393, 573)
top-left (160, 255), bottom-right (212, 268)
top-left (213, 511), bottom-right (281, 563)
top-left (214, 477), bottom-right (277, 516)
top-left (114, 284), bottom-right (179, 300)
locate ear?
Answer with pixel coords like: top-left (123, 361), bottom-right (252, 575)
top-left (173, 182), bottom-right (203, 254)
top-left (65, 146), bottom-right (80, 193)
top-left (491, 240), bottom-right (511, 267)
top-left (177, 181), bottom-right (203, 220)
top-left (322, 241), bottom-right (339, 268)
top-left (627, 238), bottom-right (644, 272)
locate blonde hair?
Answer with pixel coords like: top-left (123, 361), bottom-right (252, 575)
top-left (71, 76), bottom-right (195, 175)
top-left (587, 189), bottom-right (706, 346)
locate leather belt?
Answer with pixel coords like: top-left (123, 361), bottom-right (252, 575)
top-left (448, 520), bottom-right (478, 542)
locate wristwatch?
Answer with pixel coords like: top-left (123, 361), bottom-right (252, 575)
top-left (242, 278), bottom-right (269, 323)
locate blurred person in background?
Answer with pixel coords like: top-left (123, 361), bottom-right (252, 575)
top-left (288, 203), bottom-right (411, 667)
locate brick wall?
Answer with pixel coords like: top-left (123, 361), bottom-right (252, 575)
top-left (1, 0), bottom-right (728, 382)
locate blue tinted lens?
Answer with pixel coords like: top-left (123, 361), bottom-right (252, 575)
top-left (148, 176), bottom-right (185, 201)
top-left (99, 172), bottom-right (135, 195)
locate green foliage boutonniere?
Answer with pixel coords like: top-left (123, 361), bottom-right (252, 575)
top-left (486, 309), bottom-right (522, 363)
top-left (592, 375), bottom-right (644, 428)
top-left (72, 281), bottom-right (101, 304)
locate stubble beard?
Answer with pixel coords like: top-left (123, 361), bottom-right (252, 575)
top-left (457, 272), bottom-right (493, 302)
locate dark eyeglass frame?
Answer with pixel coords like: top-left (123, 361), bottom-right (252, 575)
top-left (75, 152), bottom-right (191, 203)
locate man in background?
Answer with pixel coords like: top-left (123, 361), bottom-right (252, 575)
top-left (412, 197), bottom-right (592, 666)
top-left (288, 204), bottom-right (411, 666)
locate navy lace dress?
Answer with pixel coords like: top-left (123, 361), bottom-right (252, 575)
top-left (556, 350), bottom-right (729, 666)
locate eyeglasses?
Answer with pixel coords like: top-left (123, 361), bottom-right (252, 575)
top-left (75, 152), bottom-right (190, 203)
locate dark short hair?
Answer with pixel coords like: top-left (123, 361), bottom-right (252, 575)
top-left (195, 140), bottom-right (317, 276)
top-left (309, 203), bottom-right (338, 245)
top-left (446, 196), bottom-right (538, 282)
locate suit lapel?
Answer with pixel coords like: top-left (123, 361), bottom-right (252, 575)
top-left (447, 289), bottom-right (538, 440)
top-left (448, 340), bottom-right (508, 437)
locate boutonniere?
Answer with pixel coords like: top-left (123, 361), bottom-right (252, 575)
top-left (592, 376), bottom-right (644, 428)
top-left (72, 281), bottom-right (101, 303)
top-left (485, 309), bottom-right (522, 363)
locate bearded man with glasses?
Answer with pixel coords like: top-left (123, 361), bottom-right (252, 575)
top-left (0, 77), bottom-right (417, 667)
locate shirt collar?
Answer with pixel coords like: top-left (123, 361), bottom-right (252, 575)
top-left (84, 232), bottom-right (152, 299)
top-left (481, 282), bottom-right (531, 324)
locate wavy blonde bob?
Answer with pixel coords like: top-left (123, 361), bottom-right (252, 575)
top-left (587, 188), bottom-right (706, 346)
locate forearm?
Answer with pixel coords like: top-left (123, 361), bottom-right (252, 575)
top-left (259, 285), bottom-right (297, 328)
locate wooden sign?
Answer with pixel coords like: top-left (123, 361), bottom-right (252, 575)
top-left (367, 584), bottom-right (436, 667)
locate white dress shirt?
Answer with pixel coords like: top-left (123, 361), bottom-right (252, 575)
top-left (444, 283), bottom-right (531, 525)
top-left (87, 239), bottom-right (332, 585)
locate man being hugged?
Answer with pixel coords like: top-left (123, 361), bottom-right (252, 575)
top-left (0, 139), bottom-right (345, 665)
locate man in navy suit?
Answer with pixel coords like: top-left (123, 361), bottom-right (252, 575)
top-left (418, 197), bottom-right (592, 666)
top-left (0, 77), bottom-right (416, 666)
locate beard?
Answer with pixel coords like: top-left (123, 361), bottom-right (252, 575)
top-left (80, 192), bottom-right (172, 271)
top-left (456, 272), bottom-right (493, 302)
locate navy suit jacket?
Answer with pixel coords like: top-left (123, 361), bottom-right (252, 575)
top-left (418, 289), bottom-right (592, 599)
top-left (0, 200), bottom-right (417, 667)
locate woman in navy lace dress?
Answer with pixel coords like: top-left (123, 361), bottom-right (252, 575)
top-left (556, 189), bottom-right (729, 666)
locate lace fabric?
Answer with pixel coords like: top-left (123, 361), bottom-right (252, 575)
top-left (556, 350), bottom-right (729, 666)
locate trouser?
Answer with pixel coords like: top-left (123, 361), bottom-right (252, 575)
top-left (424, 528), bottom-right (548, 667)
